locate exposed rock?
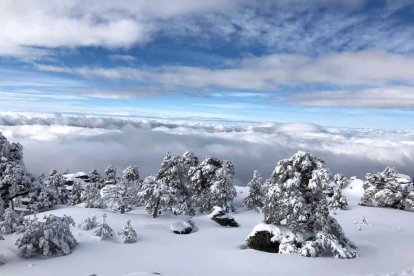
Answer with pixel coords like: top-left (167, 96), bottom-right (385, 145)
top-left (210, 206), bottom-right (239, 227)
top-left (170, 221), bottom-right (192, 234)
top-left (244, 223), bottom-right (281, 253)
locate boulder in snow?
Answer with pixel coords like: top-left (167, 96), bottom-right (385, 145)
top-left (244, 223), bottom-right (281, 253)
top-left (210, 206), bottom-right (239, 227)
top-left (170, 221), bottom-right (193, 234)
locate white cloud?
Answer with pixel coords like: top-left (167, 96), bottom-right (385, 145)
top-left (290, 86), bottom-right (414, 109)
top-left (36, 51), bottom-right (414, 89)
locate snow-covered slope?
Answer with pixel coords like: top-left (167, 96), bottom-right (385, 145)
top-left (1, 183), bottom-right (414, 276)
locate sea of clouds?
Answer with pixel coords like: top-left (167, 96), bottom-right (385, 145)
top-left (0, 112), bottom-right (413, 185)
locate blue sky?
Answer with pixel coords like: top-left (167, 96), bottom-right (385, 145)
top-left (0, 0), bottom-right (414, 129)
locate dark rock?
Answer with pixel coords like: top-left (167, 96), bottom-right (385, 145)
top-left (210, 206), bottom-right (239, 227)
top-left (170, 221), bottom-right (192, 234)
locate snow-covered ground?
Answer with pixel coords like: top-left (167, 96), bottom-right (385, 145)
top-left (1, 182), bottom-right (414, 276)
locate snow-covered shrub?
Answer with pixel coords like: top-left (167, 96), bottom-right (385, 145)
top-left (188, 157), bottom-right (236, 213)
top-left (361, 167), bottom-right (413, 210)
top-left (138, 176), bottom-right (171, 218)
top-left (327, 174), bottom-right (348, 210)
top-left (68, 181), bottom-right (83, 206)
top-left (26, 180), bottom-right (55, 212)
top-left (0, 234), bottom-right (4, 265)
top-left (78, 216), bottom-right (97, 231)
top-left (47, 169), bottom-right (69, 205)
top-left (15, 215), bottom-right (78, 258)
top-left (0, 133), bottom-right (38, 208)
top-left (95, 214), bottom-right (113, 240)
top-left (242, 170), bottom-right (264, 211)
top-left (260, 151), bottom-right (356, 259)
top-left (83, 182), bottom-right (106, 209)
top-left (119, 220), bottom-right (137, 243)
top-left (0, 207), bottom-right (22, 234)
top-left (102, 165), bottom-right (140, 213)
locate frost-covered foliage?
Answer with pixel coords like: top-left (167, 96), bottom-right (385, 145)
top-left (104, 165), bottom-right (118, 186)
top-left (138, 176), bottom-right (171, 218)
top-left (243, 170), bottom-right (264, 211)
top-left (0, 234), bottom-right (4, 265)
top-left (188, 157), bottom-right (236, 213)
top-left (361, 167), bottom-right (414, 210)
top-left (15, 215), bottom-right (78, 258)
top-left (0, 133), bottom-right (38, 208)
top-left (82, 181), bottom-right (106, 209)
top-left (95, 214), bottom-right (113, 240)
top-left (68, 181), bottom-right (83, 206)
top-left (78, 216), bottom-right (97, 231)
top-left (261, 151), bottom-right (356, 258)
top-left (327, 174), bottom-right (348, 210)
top-left (89, 169), bottom-right (103, 188)
top-left (0, 207), bottom-right (22, 234)
top-left (119, 220), bottom-right (137, 243)
top-left (155, 153), bottom-right (194, 215)
top-left (26, 179), bottom-right (55, 212)
top-left (47, 169), bottom-right (69, 205)
top-left (102, 166), bottom-right (140, 213)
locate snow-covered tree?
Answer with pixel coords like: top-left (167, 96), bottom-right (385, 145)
top-left (138, 176), bottom-right (171, 218)
top-left (243, 170), bottom-right (264, 211)
top-left (327, 174), bottom-right (348, 210)
top-left (47, 169), bottom-right (69, 205)
top-left (261, 151), bottom-right (356, 258)
top-left (361, 167), bottom-right (413, 210)
top-left (15, 215), bottom-right (78, 258)
top-left (210, 161), bottom-right (236, 211)
top-left (68, 181), bottom-right (83, 206)
top-left (102, 166), bottom-right (140, 213)
top-left (26, 180), bottom-right (55, 212)
top-left (0, 133), bottom-right (38, 209)
top-left (78, 216), bottom-right (97, 231)
top-left (0, 234), bottom-right (4, 265)
top-left (0, 207), bottom-right (22, 234)
top-left (104, 165), bottom-right (118, 186)
top-left (82, 181), bottom-right (106, 209)
top-left (119, 220), bottom-right (137, 243)
top-left (94, 214), bottom-right (113, 240)
top-left (89, 169), bottom-right (102, 187)
top-left (155, 153), bottom-right (193, 215)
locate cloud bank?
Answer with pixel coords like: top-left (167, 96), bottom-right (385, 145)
top-left (0, 112), bottom-right (412, 185)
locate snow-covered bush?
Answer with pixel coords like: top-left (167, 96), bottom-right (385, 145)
top-left (138, 176), bottom-right (171, 218)
top-left (15, 215), bottom-right (78, 258)
top-left (242, 170), bottom-right (264, 211)
top-left (78, 216), bottom-right (97, 231)
top-left (0, 133), bottom-right (38, 208)
top-left (95, 214), bottom-right (113, 240)
top-left (26, 180), bottom-right (55, 212)
top-left (103, 166), bottom-right (140, 213)
top-left (119, 220), bottom-right (137, 243)
top-left (361, 167), bottom-right (413, 210)
top-left (47, 169), bottom-right (69, 205)
top-left (0, 207), bottom-right (21, 234)
top-left (259, 151), bottom-right (356, 259)
top-left (188, 157), bottom-right (236, 213)
top-left (327, 174), bottom-right (348, 210)
top-left (0, 234), bottom-right (4, 265)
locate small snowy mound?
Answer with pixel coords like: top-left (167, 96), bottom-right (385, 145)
top-left (244, 223), bottom-right (282, 253)
top-left (170, 221), bottom-right (192, 235)
top-left (210, 206), bottom-right (239, 227)
top-left (122, 272), bottom-right (161, 276)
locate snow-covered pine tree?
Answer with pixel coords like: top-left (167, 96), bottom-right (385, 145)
top-left (209, 160), bottom-right (236, 211)
top-left (119, 220), bottom-right (137, 243)
top-left (26, 179), bottom-right (55, 212)
top-left (261, 151), bottom-right (356, 258)
top-left (188, 157), bottom-right (232, 213)
top-left (104, 165), bottom-right (118, 186)
top-left (78, 216), bottom-right (97, 231)
top-left (327, 174), bottom-right (348, 210)
top-left (0, 133), bottom-right (38, 209)
top-left (82, 176), bottom-right (106, 209)
top-left (138, 176), bottom-right (171, 218)
top-left (89, 169), bottom-right (102, 187)
top-left (0, 233), bottom-right (4, 265)
top-left (243, 170), bottom-right (264, 211)
top-left (155, 153), bottom-right (193, 215)
top-left (94, 213), bottom-right (113, 240)
top-left (47, 169), bottom-right (69, 205)
top-left (68, 181), bottom-right (83, 206)
top-left (15, 215), bottom-right (78, 258)
top-left (0, 206), bottom-right (22, 234)
top-left (361, 167), bottom-right (412, 209)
